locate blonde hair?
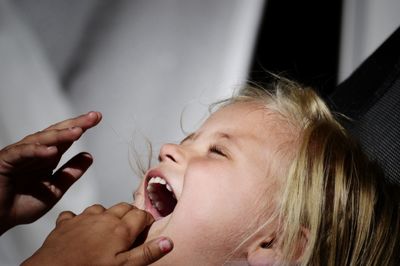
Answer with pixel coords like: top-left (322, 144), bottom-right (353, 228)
top-left (223, 76), bottom-right (400, 265)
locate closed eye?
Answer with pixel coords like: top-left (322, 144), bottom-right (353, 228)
top-left (209, 144), bottom-right (227, 157)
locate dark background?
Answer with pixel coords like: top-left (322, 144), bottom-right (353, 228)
top-left (249, 0), bottom-right (343, 97)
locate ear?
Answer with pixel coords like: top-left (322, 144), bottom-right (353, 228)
top-left (247, 236), bottom-right (280, 266)
top-left (247, 228), bottom-right (309, 266)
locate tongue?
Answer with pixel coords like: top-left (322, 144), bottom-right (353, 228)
top-left (153, 183), bottom-right (177, 217)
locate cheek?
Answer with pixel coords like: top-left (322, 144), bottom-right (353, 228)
top-left (179, 162), bottom-right (264, 242)
top-left (180, 163), bottom-right (232, 224)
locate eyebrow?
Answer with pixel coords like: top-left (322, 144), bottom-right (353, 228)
top-left (216, 132), bottom-right (241, 149)
top-left (179, 131), bottom-right (240, 148)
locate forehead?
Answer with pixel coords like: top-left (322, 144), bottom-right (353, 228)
top-left (200, 102), bottom-right (287, 141)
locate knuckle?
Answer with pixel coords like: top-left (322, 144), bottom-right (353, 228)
top-left (0, 159), bottom-right (12, 173)
top-left (58, 210), bottom-right (70, 218)
top-left (130, 208), bottom-right (154, 225)
top-left (119, 202), bottom-right (133, 208)
top-left (129, 209), bottom-right (147, 221)
top-left (133, 207), bottom-right (146, 216)
top-left (55, 218), bottom-right (66, 227)
top-left (141, 245), bottom-right (155, 264)
top-left (84, 204), bottom-right (105, 213)
top-left (91, 203), bottom-right (104, 209)
top-left (115, 202), bottom-right (133, 210)
top-left (56, 211), bottom-right (75, 226)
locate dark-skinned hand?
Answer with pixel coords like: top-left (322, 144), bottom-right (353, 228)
top-left (0, 111), bottom-right (102, 234)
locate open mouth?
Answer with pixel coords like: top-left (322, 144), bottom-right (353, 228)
top-left (146, 176), bottom-right (177, 219)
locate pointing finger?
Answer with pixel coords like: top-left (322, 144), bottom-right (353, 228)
top-left (45, 111), bottom-right (102, 132)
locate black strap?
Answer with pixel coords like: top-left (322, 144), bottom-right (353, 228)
top-left (328, 26), bottom-right (400, 185)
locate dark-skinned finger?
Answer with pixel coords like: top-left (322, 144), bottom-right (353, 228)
top-left (121, 209), bottom-right (155, 240)
top-left (49, 152), bottom-right (93, 199)
top-left (106, 202), bottom-right (134, 218)
top-left (20, 127), bottom-right (83, 147)
top-left (18, 128), bottom-right (80, 162)
top-left (13, 154), bottom-right (59, 177)
top-left (21, 153), bottom-right (92, 215)
top-left (0, 143), bottom-right (58, 173)
top-left (82, 204), bottom-right (106, 214)
top-left (119, 237), bottom-right (173, 266)
top-left (56, 211), bottom-right (76, 226)
top-left (44, 111), bottom-right (102, 132)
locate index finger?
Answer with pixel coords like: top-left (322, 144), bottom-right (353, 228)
top-left (45, 111), bottom-right (102, 132)
top-left (122, 208), bottom-right (155, 240)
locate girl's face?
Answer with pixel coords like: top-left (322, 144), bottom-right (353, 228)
top-left (133, 102), bottom-right (292, 265)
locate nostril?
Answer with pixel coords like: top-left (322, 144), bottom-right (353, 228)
top-left (159, 143), bottom-right (181, 163)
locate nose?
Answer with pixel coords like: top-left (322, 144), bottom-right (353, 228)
top-left (158, 143), bottom-right (185, 164)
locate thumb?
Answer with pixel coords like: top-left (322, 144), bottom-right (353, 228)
top-left (121, 237), bottom-right (173, 266)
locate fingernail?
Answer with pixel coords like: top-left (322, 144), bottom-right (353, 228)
top-left (87, 111), bottom-right (98, 119)
top-left (158, 237), bottom-right (173, 253)
top-left (81, 152), bottom-right (92, 159)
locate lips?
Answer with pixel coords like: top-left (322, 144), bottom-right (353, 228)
top-left (144, 170), bottom-right (178, 220)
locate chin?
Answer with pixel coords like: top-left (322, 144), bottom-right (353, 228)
top-left (145, 212), bottom-right (172, 239)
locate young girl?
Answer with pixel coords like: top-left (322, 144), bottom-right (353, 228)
top-left (130, 77), bottom-right (400, 265)
top-left (2, 77), bottom-right (399, 265)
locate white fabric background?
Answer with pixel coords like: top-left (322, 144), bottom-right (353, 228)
top-left (0, 0), bottom-right (264, 264)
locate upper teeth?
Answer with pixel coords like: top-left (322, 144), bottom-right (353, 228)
top-left (147, 176), bottom-right (173, 192)
top-left (147, 176), bottom-right (176, 212)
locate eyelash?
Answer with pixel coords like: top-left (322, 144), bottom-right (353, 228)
top-left (209, 144), bottom-right (226, 157)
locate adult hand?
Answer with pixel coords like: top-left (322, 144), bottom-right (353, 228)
top-left (22, 203), bottom-right (173, 266)
top-left (0, 111), bottom-right (102, 234)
